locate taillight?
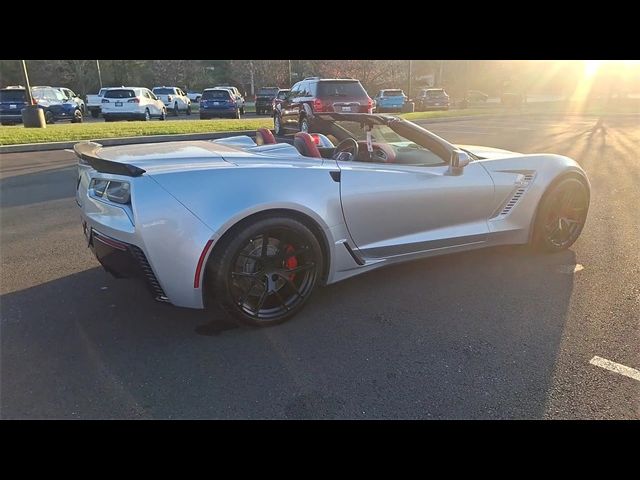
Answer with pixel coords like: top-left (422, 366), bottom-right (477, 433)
top-left (310, 134), bottom-right (321, 145)
top-left (313, 98), bottom-right (325, 112)
top-left (367, 97), bottom-right (373, 113)
top-left (102, 99), bottom-right (109, 103)
top-left (127, 98), bottom-right (140, 103)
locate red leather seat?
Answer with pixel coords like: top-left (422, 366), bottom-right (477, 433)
top-left (255, 128), bottom-right (276, 145)
top-left (293, 132), bottom-right (322, 158)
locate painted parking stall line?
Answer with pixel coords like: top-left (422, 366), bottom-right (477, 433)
top-left (589, 356), bottom-right (640, 382)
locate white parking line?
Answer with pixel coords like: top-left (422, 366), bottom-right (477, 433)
top-left (589, 356), bottom-right (640, 382)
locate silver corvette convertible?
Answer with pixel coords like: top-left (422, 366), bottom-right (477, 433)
top-left (75, 113), bottom-right (590, 326)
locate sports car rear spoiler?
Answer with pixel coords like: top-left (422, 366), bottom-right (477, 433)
top-left (73, 141), bottom-right (146, 177)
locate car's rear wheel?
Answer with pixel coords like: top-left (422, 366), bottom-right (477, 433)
top-left (91, 109), bottom-right (100, 118)
top-left (532, 177), bottom-right (589, 252)
top-left (186, 104), bottom-right (191, 115)
top-left (44, 111), bottom-right (55, 124)
top-left (274, 114), bottom-right (283, 135)
top-left (143, 109), bottom-right (150, 121)
top-left (173, 103), bottom-right (179, 116)
top-left (206, 216), bottom-right (323, 327)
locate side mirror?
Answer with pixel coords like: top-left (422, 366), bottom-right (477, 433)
top-left (449, 150), bottom-right (470, 175)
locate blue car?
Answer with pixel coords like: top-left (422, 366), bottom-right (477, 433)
top-left (374, 89), bottom-right (407, 113)
top-left (199, 88), bottom-right (242, 119)
top-left (0, 86), bottom-right (83, 125)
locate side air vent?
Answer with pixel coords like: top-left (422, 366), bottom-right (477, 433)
top-left (129, 245), bottom-right (169, 302)
top-left (498, 173), bottom-right (535, 217)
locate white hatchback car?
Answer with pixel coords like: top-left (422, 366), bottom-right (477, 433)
top-left (101, 87), bottom-right (167, 122)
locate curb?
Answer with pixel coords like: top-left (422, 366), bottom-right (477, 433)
top-left (0, 130), bottom-right (258, 154)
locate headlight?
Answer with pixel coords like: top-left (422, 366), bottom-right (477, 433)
top-left (89, 179), bottom-right (130, 204)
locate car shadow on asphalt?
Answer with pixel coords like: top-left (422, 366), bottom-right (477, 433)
top-left (0, 166), bottom-right (77, 208)
top-left (1, 244), bottom-right (578, 419)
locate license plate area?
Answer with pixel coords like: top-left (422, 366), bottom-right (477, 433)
top-left (115, 101), bottom-right (123, 107)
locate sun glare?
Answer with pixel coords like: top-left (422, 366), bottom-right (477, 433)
top-left (584, 60), bottom-right (602, 77)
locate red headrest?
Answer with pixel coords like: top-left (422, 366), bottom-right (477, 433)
top-left (293, 132), bottom-right (322, 158)
top-left (256, 128), bottom-right (276, 145)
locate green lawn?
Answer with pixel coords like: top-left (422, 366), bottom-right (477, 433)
top-left (0, 118), bottom-right (272, 146)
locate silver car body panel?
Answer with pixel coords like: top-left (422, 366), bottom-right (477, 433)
top-left (75, 121), bottom-right (589, 310)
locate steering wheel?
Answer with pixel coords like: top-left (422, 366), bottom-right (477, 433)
top-left (332, 138), bottom-right (359, 161)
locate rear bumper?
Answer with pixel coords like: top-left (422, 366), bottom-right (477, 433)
top-left (0, 113), bottom-right (23, 123)
top-left (85, 223), bottom-right (169, 303)
top-left (102, 112), bottom-right (146, 120)
top-left (200, 106), bottom-right (236, 118)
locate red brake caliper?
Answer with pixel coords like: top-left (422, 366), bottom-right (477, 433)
top-left (284, 245), bottom-right (298, 281)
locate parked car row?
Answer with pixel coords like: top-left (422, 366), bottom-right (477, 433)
top-left (0, 85), bottom-right (85, 125)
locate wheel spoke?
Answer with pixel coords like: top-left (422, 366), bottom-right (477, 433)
top-left (231, 271), bottom-right (257, 278)
top-left (252, 285), bottom-right (270, 314)
top-left (238, 252), bottom-right (262, 261)
top-left (237, 278), bottom-right (259, 306)
top-left (273, 289), bottom-right (290, 312)
top-left (261, 232), bottom-right (270, 258)
top-left (275, 272), bottom-right (304, 299)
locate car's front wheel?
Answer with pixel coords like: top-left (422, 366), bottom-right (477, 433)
top-left (206, 216), bottom-right (323, 327)
top-left (299, 116), bottom-right (309, 133)
top-left (532, 176), bottom-right (589, 252)
top-left (143, 109), bottom-right (150, 121)
top-left (159, 108), bottom-right (166, 121)
top-left (71, 109), bottom-right (83, 123)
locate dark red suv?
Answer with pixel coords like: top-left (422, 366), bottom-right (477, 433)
top-left (273, 77), bottom-right (373, 135)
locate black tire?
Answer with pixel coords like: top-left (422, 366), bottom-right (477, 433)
top-left (240, 106), bottom-right (245, 115)
top-left (273, 113), bottom-right (283, 135)
top-left (186, 104), bottom-right (191, 115)
top-left (233, 108), bottom-right (240, 119)
top-left (531, 176), bottom-right (589, 252)
top-left (71, 109), bottom-right (83, 123)
top-left (104, 116), bottom-right (112, 122)
top-left (143, 109), bottom-right (150, 121)
top-left (299, 116), bottom-right (309, 133)
top-left (1, 122), bottom-right (14, 126)
top-left (90, 109), bottom-right (100, 118)
top-left (159, 108), bottom-right (166, 121)
top-left (173, 103), bottom-right (179, 116)
top-left (44, 111), bottom-right (55, 124)
top-left (206, 215), bottom-right (323, 327)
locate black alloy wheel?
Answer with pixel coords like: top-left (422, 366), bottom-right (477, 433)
top-left (208, 217), bottom-right (323, 327)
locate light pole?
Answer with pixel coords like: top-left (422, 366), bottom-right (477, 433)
top-left (20, 60), bottom-right (45, 128)
top-left (288, 60), bottom-right (292, 86)
top-left (96, 60), bottom-right (103, 88)
top-left (408, 60), bottom-right (413, 96)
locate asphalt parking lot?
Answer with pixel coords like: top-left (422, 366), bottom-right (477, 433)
top-left (1, 115), bottom-right (638, 419)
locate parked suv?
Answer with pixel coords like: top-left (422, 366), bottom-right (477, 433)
top-left (273, 77), bottom-right (373, 135)
top-left (415, 88), bottom-right (450, 111)
top-left (101, 87), bottom-right (166, 122)
top-left (214, 86), bottom-right (245, 114)
top-left (255, 86), bottom-right (279, 115)
top-left (374, 89), bottom-right (407, 113)
top-left (199, 88), bottom-right (242, 119)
